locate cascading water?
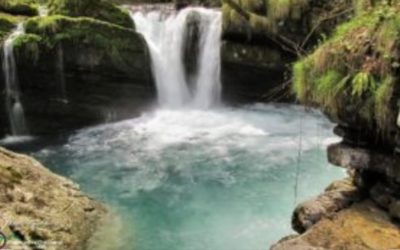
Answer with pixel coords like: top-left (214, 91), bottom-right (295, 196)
top-left (24, 6), bottom-right (345, 250)
top-left (131, 8), bottom-right (222, 108)
top-left (3, 23), bottom-right (28, 135)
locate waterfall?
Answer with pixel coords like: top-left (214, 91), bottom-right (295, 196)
top-left (2, 23), bottom-right (28, 135)
top-left (131, 7), bottom-right (222, 109)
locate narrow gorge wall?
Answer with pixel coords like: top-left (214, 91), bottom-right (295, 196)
top-left (273, 2), bottom-right (400, 249)
top-left (0, 0), bottom-right (156, 138)
top-left (220, 0), bottom-right (354, 103)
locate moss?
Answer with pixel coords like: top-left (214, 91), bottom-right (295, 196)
top-left (292, 3), bottom-right (400, 134)
top-left (249, 13), bottom-right (272, 33)
top-left (0, 0), bottom-right (39, 16)
top-left (12, 33), bottom-right (41, 61)
top-left (17, 15), bottom-right (145, 73)
top-left (47, 0), bottom-right (134, 29)
top-left (0, 11), bottom-right (25, 41)
top-left (24, 15), bottom-right (135, 47)
top-left (267, 0), bottom-right (309, 21)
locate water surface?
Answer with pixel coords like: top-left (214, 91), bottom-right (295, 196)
top-left (31, 104), bottom-right (344, 250)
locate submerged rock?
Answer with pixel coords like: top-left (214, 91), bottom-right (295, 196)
top-left (0, 147), bottom-right (107, 250)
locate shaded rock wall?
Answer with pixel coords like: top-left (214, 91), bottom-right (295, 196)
top-left (220, 0), bottom-right (354, 104)
top-left (273, 2), bottom-right (400, 249)
top-left (0, 1), bottom-right (156, 137)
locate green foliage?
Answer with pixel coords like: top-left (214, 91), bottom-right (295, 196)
top-left (293, 59), bottom-right (309, 102)
top-left (0, 11), bottom-right (25, 41)
top-left (351, 72), bottom-right (377, 97)
top-left (0, 0), bottom-right (38, 16)
top-left (47, 0), bottom-right (134, 29)
top-left (375, 76), bottom-right (395, 132)
top-left (267, 0), bottom-right (308, 21)
top-left (292, 3), bottom-right (400, 133)
top-left (12, 33), bottom-right (41, 61)
top-left (17, 15), bottom-right (144, 72)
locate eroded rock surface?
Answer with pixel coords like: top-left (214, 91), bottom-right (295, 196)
top-left (272, 201), bottom-right (400, 250)
top-left (292, 178), bottom-right (362, 233)
top-left (0, 147), bottom-right (106, 250)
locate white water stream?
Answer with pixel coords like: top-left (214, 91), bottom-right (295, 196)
top-left (3, 23), bottom-right (28, 135)
top-left (132, 7), bottom-right (222, 108)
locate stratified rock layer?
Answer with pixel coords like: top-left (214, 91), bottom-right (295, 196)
top-left (274, 2), bottom-right (400, 249)
top-left (272, 201), bottom-right (400, 250)
top-left (0, 2), bottom-right (156, 137)
top-left (0, 147), bottom-right (106, 250)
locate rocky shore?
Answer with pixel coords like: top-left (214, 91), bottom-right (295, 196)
top-left (0, 147), bottom-right (107, 250)
top-left (273, 1), bottom-right (400, 249)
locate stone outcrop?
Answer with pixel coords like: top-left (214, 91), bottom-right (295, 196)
top-left (220, 0), bottom-right (354, 103)
top-left (0, 146), bottom-right (106, 250)
top-left (291, 178), bottom-right (362, 233)
top-left (48, 0), bottom-right (134, 29)
top-left (0, 0), bottom-right (156, 137)
top-left (0, 0), bottom-right (38, 17)
top-left (273, 2), bottom-right (400, 249)
top-left (272, 201), bottom-right (400, 250)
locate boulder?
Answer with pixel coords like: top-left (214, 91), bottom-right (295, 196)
top-left (292, 178), bottom-right (361, 233)
top-left (0, 146), bottom-right (107, 250)
top-left (0, 0), bottom-right (38, 17)
top-left (272, 201), bottom-right (400, 250)
top-left (47, 0), bottom-right (134, 28)
top-left (4, 15), bottom-right (155, 135)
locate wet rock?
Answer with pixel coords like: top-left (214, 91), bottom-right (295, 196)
top-left (0, 0), bottom-right (38, 17)
top-left (3, 15), bottom-right (156, 136)
top-left (292, 178), bottom-right (361, 233)
top-left (221, 41), bottom-right (291, 103)
top-left (183, 10), bottom-right (201, 86)
top-left (328, 143), bottom-right (400, 182)
top-left (272, 201), bottom-right (400, 250)
top-left (48, 0), bottom-right (134, 29)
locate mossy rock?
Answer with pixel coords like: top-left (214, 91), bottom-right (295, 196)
top-left (0, 11), bottom-right (25, 41)
top-left (14, 15), bottom-right (146, 76)
top-left (47, 0), bottom-right (134, 29)
top-left (222, 0), bottom-right (354, 45)
top-left (0, 0), bottom-right (39, 16)
top-left (293, 2), bottom-right (400, 138)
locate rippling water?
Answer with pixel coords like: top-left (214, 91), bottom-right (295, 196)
top-left (30, 104), bottom-right (344, 250)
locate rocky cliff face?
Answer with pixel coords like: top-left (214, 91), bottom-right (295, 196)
top-left (273, 2), bottom-right (400, 249)
top-left (0, 0), bottom-right (155, 137)
top-left (0, 146), bottom-right (107, 250)
top-left (220, 0), bottom-right (354, 103)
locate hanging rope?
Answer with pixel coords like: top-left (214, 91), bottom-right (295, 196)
top-left (294, 104), bottom-right (304, 206)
